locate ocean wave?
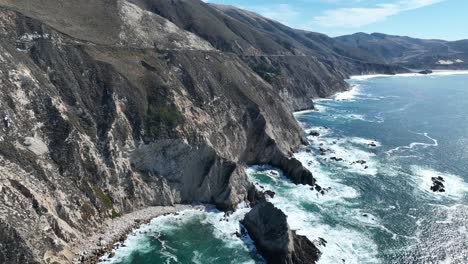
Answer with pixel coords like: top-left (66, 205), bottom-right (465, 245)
top-left (410, 166), bottom-right (468, 199)
top-left (386, 132), bottom-right (438, 155)
top-left (302, 134), bottom-right (380, 176)
top-left (247, 166), bottom-right (381, 264)
top-left (100, 208), bottom-right (260, 264)
top-left (333, 84), bottom-right (362, 101)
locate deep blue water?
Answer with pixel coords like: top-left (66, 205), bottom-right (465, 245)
top-left (103, 73), bottom-right (468, 264)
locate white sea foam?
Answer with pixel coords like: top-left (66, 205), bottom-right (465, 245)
top-left (304, 126), bottom-right (331, 137)
top-left (349, 70), bottom-right (468, 81)
top-left (293, 109), bottom-right (317, 115)
top-left (302, 135), bottom-right (380, 176)
top-left (247, 166), bottom-right (381, 264)
top-left (410, 166), bottom-right (468, 199)
top-left (348, 137), bottom-right (382, 147)
top-left (386, 132), bottom-right (438, 155)
top-left (333, 84), bottom-right (362, 101)
top-left (101, 208), bottom-right (258, 264)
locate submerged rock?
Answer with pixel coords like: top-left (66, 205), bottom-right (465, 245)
top-left (242, 202), bottom-right (321, 264)
top-left (308, 131), bottom-right (320, 137)
top-left (352, 160), bottom-right (367, 165)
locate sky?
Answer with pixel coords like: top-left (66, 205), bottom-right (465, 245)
top-left (204, 0), bottom-right (467, 40)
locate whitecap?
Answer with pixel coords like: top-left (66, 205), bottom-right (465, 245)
top-left (410, 166), bottom-right (468, 199)
top-left (101, 208), bottom-right (259, 264)
top-left (301, 136), bottom-right (379, 176)
top-left (386, 132), bottom-right (438, 155)
top-left (333, 84), bottom-right (362, 101)
top-left (247, 167), bottom-right (381, 264)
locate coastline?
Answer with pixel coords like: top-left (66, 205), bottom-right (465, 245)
top-left (72, 204), bottom-right (206, 263)
top-left (76, 70), bottom-right (468, 264)
top-left (349, 69), bottom-right (468, 80)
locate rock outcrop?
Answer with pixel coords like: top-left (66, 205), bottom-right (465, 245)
top-left (242, 202), bottom-right (321, 264)
top-left (0, 1), bottom-right (419, 263)
top-left (0, 2), bottom-right (308, 262)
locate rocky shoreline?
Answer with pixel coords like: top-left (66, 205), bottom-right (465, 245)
top-left (72, 205), bottom-right (204, 263)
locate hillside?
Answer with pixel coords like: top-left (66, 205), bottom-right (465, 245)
top-left (0, 1), bottom-right (428, 263)
top-left (336, 32), bottom-right (468, 69)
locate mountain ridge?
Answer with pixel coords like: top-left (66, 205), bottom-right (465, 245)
top-left (0, 0), bottom-right (465, 263)
top-left (335, 32), bottom-right (468, 69)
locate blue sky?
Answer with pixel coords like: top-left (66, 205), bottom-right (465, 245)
top-left (205, 0), bottom-right (467, 40)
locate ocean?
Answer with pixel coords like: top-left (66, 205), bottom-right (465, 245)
top-left (101, 72), bottom-right (468, 264)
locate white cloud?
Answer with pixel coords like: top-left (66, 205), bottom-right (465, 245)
top-left (314, 0), bottom-right (446, 27)
top-left (243, 4), bottom-right (300, 25)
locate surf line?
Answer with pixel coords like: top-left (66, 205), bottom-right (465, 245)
top-left (386, 131), bottom-right (438, 155)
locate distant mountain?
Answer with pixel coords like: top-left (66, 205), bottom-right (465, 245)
top-left (335, 33), bottom-right (468, 69)
top-left (128, 1), bottom-right (405, 110)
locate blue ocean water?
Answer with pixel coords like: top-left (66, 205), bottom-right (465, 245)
top-left (103, 73), bottom-right (468, 264)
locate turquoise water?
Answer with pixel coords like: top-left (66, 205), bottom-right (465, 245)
top-left (103, 73), bottom-right (468, 264)
top-left (101, 208), bottom-right (264, 264)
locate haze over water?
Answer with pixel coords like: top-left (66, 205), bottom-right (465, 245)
top-left (103, 73), bottom-right (468, 264)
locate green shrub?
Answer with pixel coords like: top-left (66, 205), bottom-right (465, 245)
top-left (94, 188), bottom-right (113, 209)
top-left (145, 105), bottom-right (182, 138)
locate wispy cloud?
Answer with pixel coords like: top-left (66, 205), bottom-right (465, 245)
top-left (314, 0), bottom-right (446, 27)
top-left (242, 4), bottom-right (300, 25)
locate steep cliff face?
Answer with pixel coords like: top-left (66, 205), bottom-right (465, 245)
top-left (132, 0), bottom-right (406, 111)
top-left (0, 2), bottom-right (311, 263)
top-left (0, 1), bottom-right (414, 263)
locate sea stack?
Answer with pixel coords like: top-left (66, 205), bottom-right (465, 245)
top-left (242, 202), bottom-right (321, 264)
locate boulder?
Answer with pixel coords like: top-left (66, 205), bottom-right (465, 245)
top-left (308, 131), bottom-right (320, 137)
top-left (242, 202), bottom-right (321, 264)
top-left (264, 190), bottom-right (276, 198)
top-left (430, 176), bottom-right (446, 192)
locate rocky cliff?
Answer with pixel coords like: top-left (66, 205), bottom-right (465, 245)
top-left (131, 0), bottom-right (406, 110)
top-left (0, 0), bottom-right (410, 263)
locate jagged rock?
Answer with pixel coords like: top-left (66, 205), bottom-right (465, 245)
top-left (352, 160), bottom-right (367, 165)
top-left (242, 202), bottom-right (321, 264)
top-left (308, 131), bottom-right (320, 137)
top-left (0, 0), bottom-right (419, 262)
top-left (431, 177), bottom-right (446, 192)
top-left (319, 147), bottom-right (329, 156)
top-left (317, 237), bottom-right (327, 247)
top-left (330, 157), bottom-right (343, 162)
top-left (264, 190), bottom-right (276, 198)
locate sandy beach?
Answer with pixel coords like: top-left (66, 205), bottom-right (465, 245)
top-left (72, 204), bottom-right (206, 263)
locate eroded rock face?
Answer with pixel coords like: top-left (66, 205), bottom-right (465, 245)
top-left (0, 220), bottom-right (39, 264)
top-left (242, 202), bottom-right (321, 264)
top-left (0, 1), bottom-right (409, 263)
top-left (0, 3), bottom-right (311, 263)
